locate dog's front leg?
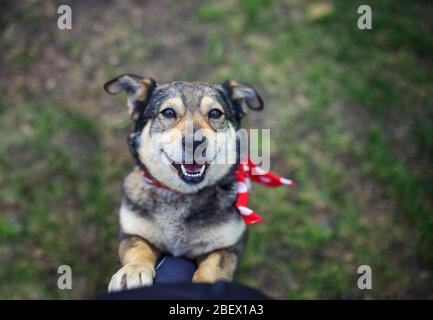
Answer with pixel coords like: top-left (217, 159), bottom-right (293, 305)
top-left (108, 235), bottom-right (161, 292)
top-left (192, 249), bottom-right (238, 283)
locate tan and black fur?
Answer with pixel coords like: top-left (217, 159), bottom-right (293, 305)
top-left (103, 74), bottom-right (263, 291)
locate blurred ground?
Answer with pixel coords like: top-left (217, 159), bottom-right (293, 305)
top-left (0, 0), bottom-right (432, 299)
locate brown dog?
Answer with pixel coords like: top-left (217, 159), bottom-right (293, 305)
top-left (103, 75), bottom-right (263, 291)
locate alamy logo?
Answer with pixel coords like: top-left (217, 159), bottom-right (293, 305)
top-left (57, 265), bottom-right (72, 290)
top-left (357, 265), bottom-right (372, 290)
top-left (57, 5), bottom-right (72, 30)
top-left (357, 5), bottom-right (372, 30)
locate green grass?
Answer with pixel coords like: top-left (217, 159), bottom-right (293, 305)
top-left (0, 0), bottom-right (432, 299)
top-left (0, 102), bottom-right (118, 298)
top-left (198, 0), bottom-right (433, 297)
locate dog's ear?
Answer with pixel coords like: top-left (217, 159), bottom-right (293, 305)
top-left (221, 80), bottom-right (263, 117)
top-left (103, 74), bottom-right (156, 120)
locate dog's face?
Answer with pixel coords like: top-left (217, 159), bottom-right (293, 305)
top-left (104, 75), bottom-right (263, 193)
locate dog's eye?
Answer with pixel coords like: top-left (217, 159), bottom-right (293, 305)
top-left (161, 108), bottom-right (177, 119)
top-left (208, 109), bottom-right (223, 119)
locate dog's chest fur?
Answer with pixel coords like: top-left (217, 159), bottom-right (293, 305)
top-left (119, 170), bottom-right (246, 258)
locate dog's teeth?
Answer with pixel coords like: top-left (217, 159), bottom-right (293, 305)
top-left (181, 165), bottom-right (188, 176)
top-left (180, 164), bottom-right (205, 178)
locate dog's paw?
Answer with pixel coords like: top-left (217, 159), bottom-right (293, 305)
top-left (192, 269), bottom-right (219, 283)
top-left (108, 263), bottom-right (154, 292)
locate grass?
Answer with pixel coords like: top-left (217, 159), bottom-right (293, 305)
top-left (0, 0), bottom-right (432, 299)
top-left (0, 102), bottom-right (118, 298)
top-left (198, 0), bottom-right (433, 298)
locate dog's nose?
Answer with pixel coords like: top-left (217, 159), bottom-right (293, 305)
top-left (193, 136), bottom-right (207, 152)
top-left (183, 136), bottom-right (208, 158)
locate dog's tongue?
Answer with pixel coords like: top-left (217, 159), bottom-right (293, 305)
top-left (182, 163), bottom-right (203, 173)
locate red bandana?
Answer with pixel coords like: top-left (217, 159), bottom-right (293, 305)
top-left (234, 157), bottom-right (295, 224)
top-left (140, 169), bottom-right (172, 190)
top-left (140, 157), bottom-right (295, 224)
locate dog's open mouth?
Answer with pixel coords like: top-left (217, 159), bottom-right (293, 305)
top-left (162, 151), bottom-right (208, 184)
top-left (173, 162), bottom-right (208, 184)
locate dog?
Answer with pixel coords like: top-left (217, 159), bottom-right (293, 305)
top-left (103, 74), bottom-right (263, 291)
